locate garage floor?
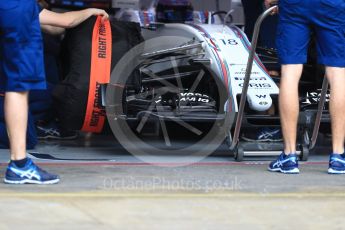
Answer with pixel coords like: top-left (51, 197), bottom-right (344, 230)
top-left (0, 134), bottom-right (344, 230)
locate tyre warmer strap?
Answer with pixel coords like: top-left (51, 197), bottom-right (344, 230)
top-left (81, 16), bottom-right (112, 133)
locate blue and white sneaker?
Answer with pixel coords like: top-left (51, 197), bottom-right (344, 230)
top-left (328, 153), bottom-right (345, 174)
top-left (4, 158), bottom-right (60, 184)
top-left (242, 128), bottom-right (283, 142)
top-left (268, 152), bottom-right (300, 174)
top-left (37, 124), bottom-right (78, 140)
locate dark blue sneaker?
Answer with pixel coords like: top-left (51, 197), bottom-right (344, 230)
top-left (4, 158), bottom-right (60, 184)
top-left (268, 152), bottom-right (299, 174)
top-left (328, 153), bottom-right (345, 174)
top-left (242, 128), bottom-right (283, 142)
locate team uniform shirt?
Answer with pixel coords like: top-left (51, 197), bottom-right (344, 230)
top-left (156, 0), bottom-right (194, 23)
top-left (0, 0), bottom-right (46, 92)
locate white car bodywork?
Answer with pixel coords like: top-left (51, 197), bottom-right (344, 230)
top-left (142, 23), bottom-right (279, 113)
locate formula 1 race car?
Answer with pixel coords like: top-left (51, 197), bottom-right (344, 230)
top-left (54, 7), bottom-right (329, 161)
top-left (105, 9), bottom-right (329, 161)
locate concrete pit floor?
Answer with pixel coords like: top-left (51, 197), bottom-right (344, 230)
top-left (0, 134), bottom-right (344, 230)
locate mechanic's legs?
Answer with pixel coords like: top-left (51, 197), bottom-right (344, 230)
top-left (241, 0), bottom-right (263, 41)
top-left (326, 67), bottom-right (345, 154)
top-left (4, 91), bottom-right (60, 184)
top-left (4, 92), bottom-right (28, 161)
top-left (279, 64), bottom-right (303, 154)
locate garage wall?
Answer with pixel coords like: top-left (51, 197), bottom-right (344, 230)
top-left (112, 0), bottom-right (245, 25)
top-left (190, 0), bottom-right (244, 25)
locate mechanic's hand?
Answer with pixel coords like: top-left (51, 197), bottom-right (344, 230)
top-left (264, 0), bottom-right (279, 14)
top-left (264, 0), bottom-right (278, 8)
top-left (89, 8), bottom-right (109, 21)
